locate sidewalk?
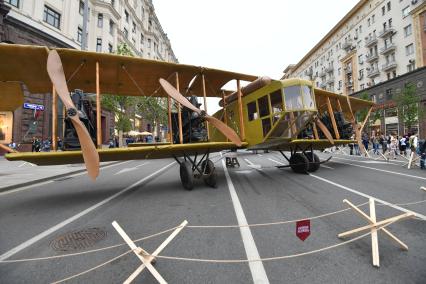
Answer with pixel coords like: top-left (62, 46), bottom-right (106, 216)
top-left (0, 156), bottom-right (117, 192)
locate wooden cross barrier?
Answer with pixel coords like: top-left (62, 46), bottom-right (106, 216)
top-left (337, 199), bottom-right (414, 267)
top-left (401, 152), bottom-right (420, 169)
top-left (112, 220), bottom-right (188, 284)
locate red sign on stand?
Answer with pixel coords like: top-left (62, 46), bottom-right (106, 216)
top-left (296, 219), bottom-right (311, 241)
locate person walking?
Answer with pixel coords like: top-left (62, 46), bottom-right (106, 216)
top-left (390, 133), bottom-right (397, 159)
top-left (419, 138), bottom-right (426, 169)
top-left (400, 135), bottom-right (407, 157)
top-left (31, 137), bottom-right (36, 152)
top-left (372, 134), bottom-right (379, 155)
top-left (380, 134), bottom-right (387, 154)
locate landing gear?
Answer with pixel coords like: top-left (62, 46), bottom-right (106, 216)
top-left (180, 161), bottom-right (194, 190)
top-left (304, 152), bottom-right (320, 172)
top-left (174, 151), bottom-right (217, 190)
top-left (276, 145), bottom-right (331, 173)
top-left (289, 153), bottom-right (309, 173)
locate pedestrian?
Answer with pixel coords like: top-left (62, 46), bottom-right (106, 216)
top-left (349, 134), bottom-right (354, 155)
top-left (390, 133), bottom-right (397, 159)
top-left (31, 137), bottom-right (36, 152)
top-left (419, 139), bottom-right (426, 169)
top-left (362, 132), bottom-right (369, 154)
top-left (57, 137), bottom-right (63, 150)
top-left (409, 133), bottom-right (418, 154)
top-left (34, 138), bottom-right (41, 152)
top-left (400, 135), bottom-right (407, 157)
top-left (372, 134), bottom-right (379, 155)
top-left (380, 134), bottom-right (387, 154)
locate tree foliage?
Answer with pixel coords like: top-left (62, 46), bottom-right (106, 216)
top-left (356, 92), bottom-right (371, 124)
top-left (393, 82), bottom-right (424, 131)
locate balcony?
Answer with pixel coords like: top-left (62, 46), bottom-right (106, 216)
top-left (366, 52), bottom-right (379, 63)
top-left (342, 40), bottom-right (355, 51)
top-left (319, 82), bottom-right (327, 89)
top-left (364, 35), bottom-right (378, 47)
top-left (378, 26), bottom-right (396, 38)
top-left (346, 81), bottom-right (353, 88)
top-left (345, 66), bottom-right (353, 74)
top-left (319, 70), bottom-right (326, 78)
top-left (325, 66), bottom-right (334, 73)
top-left (379, 43), bottom-right (396, 55)
top-left (367, 68), bottom-right (380, 78)
top-left (326, 76), bottom-right (335, 84)
top-left (381, 61), bottom-right (397, 72)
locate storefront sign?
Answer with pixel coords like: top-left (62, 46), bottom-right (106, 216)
top-left (23, 103), bottom-right (44, 111)
top-left (296, 219), bottom-right (311, 241)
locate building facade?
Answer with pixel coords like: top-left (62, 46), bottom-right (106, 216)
top-left (283, 0), bottom-right (426, 137)
top-left (0, 0), bottom-right (177, 151)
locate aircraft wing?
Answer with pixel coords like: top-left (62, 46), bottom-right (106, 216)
top-left (249, 139), bottom-right (355, 151)
top-left (4, 142), bottom-right (247, 166)
top-left (0, 44), bottom-right (257, 99)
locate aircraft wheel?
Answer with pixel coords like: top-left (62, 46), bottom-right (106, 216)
top-left (201, 160), bottom-right (217, 188)
top-left (289, 153), bottom-right (309, 173)
top-left (304, 152), bottom-right (320, 172)
top-left (180, 161), bottom-right (194, 190)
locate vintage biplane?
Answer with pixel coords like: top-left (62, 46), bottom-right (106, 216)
top-left (0, 44), bottom-right (374, 190)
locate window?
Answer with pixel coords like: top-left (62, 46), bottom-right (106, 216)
top-left (96, 38), bottom-right (102, 52)
top-left (385, 89), bottom-right (393, 100)
top-left (108, 43), bottom-right (113, 53)
top-left (132, 21), bottom-right (136, 33)
top-left (360, 84), bottom-right (365, 90)
top-left (125, 10), bottom-right (129, 22)
top-left (43, 6), bottom-right (61, 29)
top-left (402, 6), bottom-right (410, 17)
top-left (257, 95), bottom-right (270, 117)
top-left (97, 13), bottom-right (103, 28)
top-left (270, 90), bottom-right (283, 123)
top-left (385, 107), bottom-right (397, 117)
top-left (382, 6), bottom-right (385, 15)
top-left (404, 24), bottom-right (412, 37)
top-left (262, 118), bottom-right (271, 137)
top-left (387, 2), bottom-right (391, 11)
top-left (140, 33), bottom-right (144, 44)
top-left (372, 14), bottom-right (375, 23)
top-left (359, 69), bottom-right (364, 78)
top-left (123, 28), bottom-right (128, 38)
top-left (405, 44), bottom-right (414, 55)
top-left (284, 86), bottom-right (303, 110)
top-left (368, 18), bottom-right (371, 26)
top-left (407, 61), bottom-right (415, 72)
top-left (147, 38), bottom-right (151, 48)
top-left (109, 20), bottom-right (114, 35)
top-left (79, 1), bottom-right (84, 15)
top-left (77, 27), bottom-right (82, 43)
top-left (5, 0), bottom-right (19, 8)
top-left (247, 101), bottom-right (258, 121)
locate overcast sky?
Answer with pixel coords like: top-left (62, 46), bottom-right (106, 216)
top-left (152, 0), bottom-right (360, 112)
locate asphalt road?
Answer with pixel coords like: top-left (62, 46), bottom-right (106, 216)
top-left (0, 151), bottom-right (425, 283)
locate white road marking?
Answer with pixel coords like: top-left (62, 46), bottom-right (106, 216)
top-left (268, 158), bottom-right (285, 165)
top-left (244, 158), bottom-right (262, 170)
top-left (114, 162), bottom-right (149, 174)
top-left (222, 159), bottom-right (270, 284)
top-left (309, 174), bottom-right (426, 220)
top-left (0, 161), bottom-right (176, 261)
top-left (331, 158), bottom-right (426, 181)
top-left (0, 161), bottom-right (131, 197)
top-left (257, 154), bottom-right (263, 157)
top-left (321, 165), bottom-right (334, 169)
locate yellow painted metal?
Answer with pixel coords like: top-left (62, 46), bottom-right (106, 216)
top-left (0, 82), bottom-right (24, 111)
top-left (5, 142), bottom-right (247, 165)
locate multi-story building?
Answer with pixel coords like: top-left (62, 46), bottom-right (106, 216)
top-left (0, 0), bottom-right (176, 151)
top-left (283, 0), bottom-right (426, 136)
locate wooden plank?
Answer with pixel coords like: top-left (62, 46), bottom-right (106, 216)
top-left (96, 62), bottom-right (102, 148)
top-left (326, 97), bottom-right (340, 139)
top-left (369, 199), bottom-right (380, 267)
top-left (176, 73), bottom-right (183, 144)
top-left (338, 212), bottom-right (413, 238)
top-left (112, 221), bottom-right (167, 284)
top-left (312, 122), bottom-right (319, 139)
top-left (201, 74), bottom-right (209, 140)
top-left (124, 220), bottom-right (187, 284)
top-left (168, 96), bottom-right (173, 144)
top-left (52, 85), bottom-right (57, 151)
top-left (237, 79), bottom-right (245, 140)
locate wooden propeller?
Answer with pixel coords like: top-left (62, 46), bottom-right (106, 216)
top-left (47, 50), bottom-right (100, 180)
top-left (159, 78), bottom-right (242, 146)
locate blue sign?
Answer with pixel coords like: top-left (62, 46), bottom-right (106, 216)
top-left (23, 103), bottom-right (44, 111)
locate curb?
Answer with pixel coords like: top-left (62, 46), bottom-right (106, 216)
top-left (0, 161), bottom-right (123, 193)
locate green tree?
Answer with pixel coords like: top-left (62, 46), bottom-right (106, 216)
top-left (356, 92), bottom-right (371, 124)
top-left (393, 82), bottom-right (424, 133)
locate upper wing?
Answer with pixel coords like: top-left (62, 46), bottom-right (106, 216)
top-left (314, 88), bottom-right (374, 114)
top-left (4, 142), bottom-right (247, 166)
top-left (0, 44), bottom-right (257, 99)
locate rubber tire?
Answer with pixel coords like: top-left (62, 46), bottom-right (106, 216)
top-left (304, 152), bottom-right (320, 172)
top-left (201, 160), bottom-right (217, 188)
top-left (180, 161), bottom-right (194, 190)
top-left (289, 153), bottom-right (309, 173)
